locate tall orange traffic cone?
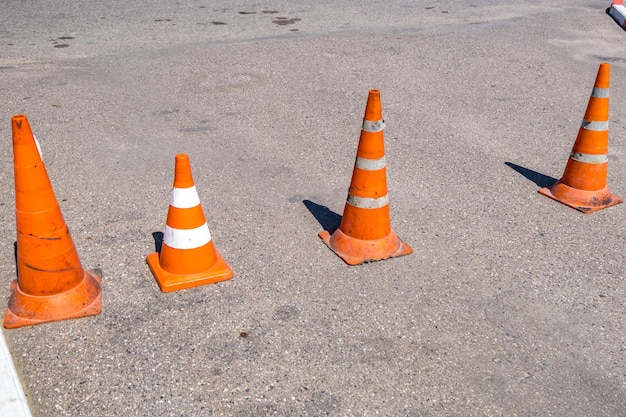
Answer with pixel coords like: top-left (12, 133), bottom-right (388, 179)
top-left (146, 154), bottom-right (233, 292)
top-left (539, 63), bottom-right (623, 213)
top-left (4, 115), bottom-right (102, 329)
top-left (319, 90), bottom-right (412, 265)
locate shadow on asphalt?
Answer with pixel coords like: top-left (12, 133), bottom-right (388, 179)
top-left (151, 231), bottom-right (164, 253)
top-left (13, 241), bottom-right (17, 276)
top-left (303, 200), bottom-right (341, 232)
top-left (505, 162), bottom-right (557, 188)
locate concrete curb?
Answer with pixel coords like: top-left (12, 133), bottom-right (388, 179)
top-left (0, 329), bottom-right (32, 417)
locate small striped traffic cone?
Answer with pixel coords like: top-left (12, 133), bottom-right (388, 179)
top-left (146, 154), bottom-right (233, 292)
top-left (608, 1), bottom-right (626, 29)
top-left (5, 115), bottom-right (102, 329)
top-left (539, 63), bottom-right (623, 213)
top-left (319, 90), bottom-right (412, 265)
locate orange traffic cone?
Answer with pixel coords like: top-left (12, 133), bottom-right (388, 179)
top-left (319, 90), bottom-right (412, 265)
top-left (539, 63), bottom-right (623, 213)
top-left (146, 154), bottom-right (233, 292)
top-left (4, 115), bottom-right (102, 329)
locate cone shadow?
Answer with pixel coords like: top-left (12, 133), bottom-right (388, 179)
top-left (505, 162), bottom-right (557, 188)
top-left (303, 200), bottom-right (341, 232)
top-left (152, 231), bottom-right (164, 253)
top-left (13, 241), bottom-right (18, 276)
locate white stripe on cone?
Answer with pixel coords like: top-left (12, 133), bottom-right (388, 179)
top-left (171, 186), bottom-right (201, 209)
top-left (355, 156), bottom-right (386, 171)
top-left (347, 194), bottom-right (389, 209)
top-left (361, 119), bottom-right (385, 132)
top-left (570, 152), bottom-right (609, 164)
top-left (591, 87), bottom-right (609, 98)
top-left (163, 223), bottom-right (212, 250)
top-left (581, 119), bottom-right (609, 131)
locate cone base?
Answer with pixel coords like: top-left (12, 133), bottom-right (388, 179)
top-left (539, 182), bottom-right (623, 213)
top-left (319, 228), bottom-right (412, 266)
top-left (146, 251), bottom-right (233, 292)
top-left (3, 269), bottom-right (102, 329)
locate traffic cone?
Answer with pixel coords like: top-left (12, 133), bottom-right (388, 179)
top-left (4, 115), bottom-right (102, 329)
top-left (539, 63), bottom-right (623, 213)
top-left (608, 1), bottom-right (626, 29)
top-left (319, 89), bottom-right (412, 265)
top-left (146, 154), bottom-right (233, 292)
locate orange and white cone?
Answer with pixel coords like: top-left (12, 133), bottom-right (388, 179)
top-left (608, 1), bottom-right (626, 28)
top-left (4, 115), bottom-right (102, 329)
top-left (146, 154), bottom-right (233, 292)
top-left (319, 89), bottom-right (412, 265)
top-left (539, 63), bottom-right (623, 213)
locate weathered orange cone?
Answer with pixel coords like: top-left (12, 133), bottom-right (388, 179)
top-left (539, 63), bottom-right (623, 213)
top-left (319, 90), bottom-right (412, 265)
top-left (146, 154), bottom-right (233, 292)
top-left (4, 115), bottom-right (102, 329)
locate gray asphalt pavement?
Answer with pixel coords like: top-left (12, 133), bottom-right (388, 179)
top-left (1, 1), bottom-right (625, 416)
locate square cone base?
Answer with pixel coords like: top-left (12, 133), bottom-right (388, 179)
top-left (319, 229), bottom-right (412, 266)
top-left (538, 185), bottom-right (623, 214)
top-left (146, 252), bottom-right (233, 292)
top-left (4, 269), bottom-right (102, 329)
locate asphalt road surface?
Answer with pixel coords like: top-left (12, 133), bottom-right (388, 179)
top-left (1, 1), bottom-right (625, 416)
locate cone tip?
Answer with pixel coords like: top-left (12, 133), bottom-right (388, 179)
top-left (596, 63), bottom-right (610, 88)
top-left (12, 114), bottom-right (29, 129)
top-left (364, 89), bottom-right (382, 121)
top-left (173, 153), bottom-right (195, 188)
